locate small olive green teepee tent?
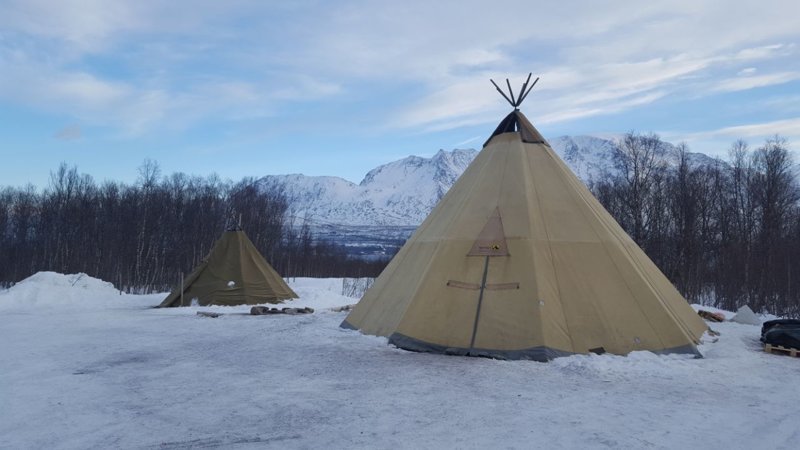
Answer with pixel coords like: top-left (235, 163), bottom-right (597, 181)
top-left (341, 75), bottom-right (707, 361)
top-left (159, 227), bottom-right (297, 307)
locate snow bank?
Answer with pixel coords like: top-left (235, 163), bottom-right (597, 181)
top-left (286, 277), bottom-right (358, 310)
top-left (0, 272), bottom-right (160, 311)
top-left (0, 273), bottom-right (357, 313)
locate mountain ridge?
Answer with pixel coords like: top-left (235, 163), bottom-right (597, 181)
top-left (259, 135), bottom-right (718, 227)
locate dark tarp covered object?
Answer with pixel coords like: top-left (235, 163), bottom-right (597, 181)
top-left (761, 319), bottom-right (800, 349)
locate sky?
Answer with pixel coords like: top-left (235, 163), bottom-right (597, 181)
top-left (1, 0), bottom-right (799, 188)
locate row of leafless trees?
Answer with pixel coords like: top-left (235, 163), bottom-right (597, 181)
top-left (0, 160), bottom-right (385, 292)
top-left (2, 136), bottom-right (799, 317)
top-left (593, 133), bottom-right (799, 317)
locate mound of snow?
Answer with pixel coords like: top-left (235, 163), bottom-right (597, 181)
top-left (0, 272), bottom-right (359, 315)
top-left (285, 277), bottom-right (359, 310)
top-left (731, 305), bottom-right (762, 325)
top-left (0, 272), bottom-right (155, 311)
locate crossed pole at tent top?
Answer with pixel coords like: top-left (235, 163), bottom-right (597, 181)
top-left (490, 73), bottom-right (539, 109)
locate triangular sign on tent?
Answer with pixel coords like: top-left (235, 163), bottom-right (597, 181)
top-left (341, 74), bottom-right (708, 361)
top-left (467, 208), bottom-right (509, 257)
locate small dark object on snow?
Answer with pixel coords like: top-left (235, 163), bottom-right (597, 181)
top-left (197, 311), bottom-right (222, 318)
top-left (282, 307), bottom-right (314, 315)
top-left (698, 310), bottom-right (725, 322)
top-left (330, 304), bottom-right (355, 312)
top-left (760, 319), bottom-right (800, 350)
top-left (250, 306), bottom-right (282, 315)
top-left (250, 306), bottom-right (314, 315)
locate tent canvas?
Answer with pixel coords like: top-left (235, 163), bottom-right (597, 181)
top-left (159, 228), bottom-right (297, 307)
top-left (342, 77), bottom-right (707, 361)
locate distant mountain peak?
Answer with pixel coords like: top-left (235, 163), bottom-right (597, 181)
top-left (260, 136), bottom-right (718, 227)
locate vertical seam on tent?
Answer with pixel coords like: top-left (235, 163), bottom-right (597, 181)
top-left (477, 138), bottom-right (513, 347)
top-left (466, 135), bottom-right (513, 350)
top-left (529, 143), bottom-right (577, 353)
top-left (551, 151), bottom-right (668, 349)
top-left (468, 256), bottom-right (491, 352)
top-left (459, 139), bottom-right (508, 341)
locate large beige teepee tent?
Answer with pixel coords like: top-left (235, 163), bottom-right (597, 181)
top-left (342, 75), bottom-right (707, 361)
top-left (159, 227), bottom-right (297, 307)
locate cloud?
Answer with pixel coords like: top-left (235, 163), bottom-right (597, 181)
top-left (538, 91), bottom-right (668, 125)
top-left (696, 118), bottom-right (800, 140)
top-left (0, 49), bottom-right (344, 135)
top-left (1, 0), bottom-right (799, 137)
top-left (711, 72), bottom-right (800, 93)
top-left (663, 118), bottom-right (800, 157)
top-left (54, 124), bottom-right (81, 140)
top-left (664, 118), bottom-right (800, 152)
top-left (377, 0), bottom-right (799, 132)
top-left (761, 95), bottom-right (800, 113)
top-left (734, 44), bottom-right (792, 61)
top-left (0, 0), bottom-right (173, 74)
top-left (453, 135), bottom-right (481, 147)
top-left (270, 75), bottom-right (343, 101)
top-left (392, 75), bottom-right (502, 129)
top-left (391, 51), bottom-right (710, 131)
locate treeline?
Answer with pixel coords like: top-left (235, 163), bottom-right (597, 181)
top-left (3, 135), bottom-right (800, 317)
top-left (592, 133), bottom-right (799, 318)
top-left (0, 160), bottom-right (386, 292)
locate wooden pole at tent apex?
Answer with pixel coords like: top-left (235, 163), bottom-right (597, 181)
top-left (489, 73), bottom-right (539, 109)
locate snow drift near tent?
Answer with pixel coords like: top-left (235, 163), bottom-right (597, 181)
top-left (342, 76), bottom-right (708, 361)
top-left (731, 305), bottom-right (761, 325)
top-left (0, 272), bottom-right (144, 310)
top-left (159, 227), bottom-right (297, 307)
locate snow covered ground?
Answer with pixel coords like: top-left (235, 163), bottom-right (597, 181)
top-left (2, 273), bottom-right (799, 449)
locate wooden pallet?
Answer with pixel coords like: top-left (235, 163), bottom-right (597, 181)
top-left (764, 344), bottom-right (799, 357)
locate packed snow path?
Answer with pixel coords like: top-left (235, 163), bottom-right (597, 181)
top-left (1, 273), bottom-right (799, 449)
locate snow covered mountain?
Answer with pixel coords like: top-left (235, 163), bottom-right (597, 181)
top-left (260, 136), bottom-right (718, 227)
top-left (260, 149), bottom-right (477, 226)
top-left (549, 135), bottom-right (620, 184)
